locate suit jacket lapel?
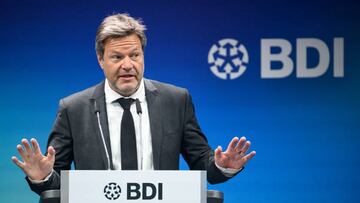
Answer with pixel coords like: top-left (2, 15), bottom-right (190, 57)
top-left (144, 79), bottom-right (163, 170)
top-left (90, 81), bottom-right (114, 170)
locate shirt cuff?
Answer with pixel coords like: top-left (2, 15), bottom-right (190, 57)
top-left (27, 170), bottom-right (53, 184)
top-left (215, 162), bottom-right (243, 177)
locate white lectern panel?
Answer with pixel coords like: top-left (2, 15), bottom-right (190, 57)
top-left (61, 170), bottom-right (206, 203)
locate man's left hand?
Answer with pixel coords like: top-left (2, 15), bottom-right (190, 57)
top-left (215, 136), bottom-right (256, 169)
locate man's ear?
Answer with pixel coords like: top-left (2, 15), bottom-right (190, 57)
top-left (97, 54), bottom-right (104, 69)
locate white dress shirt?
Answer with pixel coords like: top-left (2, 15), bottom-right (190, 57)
top-left (105, 79), bottom-right (154, 170)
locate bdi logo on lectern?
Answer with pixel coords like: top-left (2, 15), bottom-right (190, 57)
top-left (208, 37), bottom-right (344, 79)
top-left (127, 182), bottom-right (163, 200)
top-left (104, 182), bottom-right (163, 201)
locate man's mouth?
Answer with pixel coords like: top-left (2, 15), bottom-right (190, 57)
top-left (119, 74), bottom-right (135, 78)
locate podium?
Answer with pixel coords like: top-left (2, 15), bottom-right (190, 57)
top-left (39, 170), bottom-right (223, 203)
top-left (60, 170), bottom-right (208, 203)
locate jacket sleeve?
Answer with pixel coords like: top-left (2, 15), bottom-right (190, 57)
top-left (180, 90), bottom-right (233, 184)
top-left (26, 99), bottom-right (73, 195)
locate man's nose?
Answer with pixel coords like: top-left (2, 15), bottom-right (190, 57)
top-left (120, 56), bottom-right (133, 69)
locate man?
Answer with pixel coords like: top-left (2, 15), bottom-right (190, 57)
top-left (12, 13), bottom-right (256, 195)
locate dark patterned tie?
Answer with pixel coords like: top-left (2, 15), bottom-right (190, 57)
top-left (118, 98), bottom-right (138, 170)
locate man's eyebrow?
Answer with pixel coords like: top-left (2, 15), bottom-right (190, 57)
top-left (109, 47), bottom-right (141, 54)
top-left (129, 47), bottom-right (141, 52)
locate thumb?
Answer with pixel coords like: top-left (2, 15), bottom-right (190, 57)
top-left (214, 146), bottom-right (222, 160)
top-left (47, 146), bottom-right (56, 161)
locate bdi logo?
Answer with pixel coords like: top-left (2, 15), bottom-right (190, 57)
top-left (208, 38), bottom-right (249, 80)
top-left (103, 182), bottom-right (163, 201)
top-left (208, 38), bottom-right (344, 79)
top-left (127, 182), bottom-right (163, 200)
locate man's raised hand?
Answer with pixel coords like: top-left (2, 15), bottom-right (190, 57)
top-left (215, 136), bottom-right (256, 169)
top-left (12, 138), bottom-right (55, 180)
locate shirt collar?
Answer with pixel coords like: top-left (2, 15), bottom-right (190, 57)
top-left (104, 78), bottom-right (146, 104)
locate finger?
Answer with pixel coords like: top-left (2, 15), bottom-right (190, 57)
top-left (234, 136), bottom-right (246, 153)
top-left (21, 139), bottom-right (33, 155)
top-left (240, 141), bottom-right (251, 154)
top-left (11, 156), bottom-right (25, 169)
top-left (243, 151), bottom-right (256, 163)
top-left (30, 138), bottom-right (42, 155)
top-left (16, 144), bottom-right (28, 161)
top-left (226, 137), bottom-right (239, 152)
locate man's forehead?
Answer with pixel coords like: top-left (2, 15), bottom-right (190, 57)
top-left (106, 34), bottom-right (141, 45)
top-left (105, 37), bottom-right (141, 52)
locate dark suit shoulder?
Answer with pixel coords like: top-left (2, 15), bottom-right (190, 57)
top-left (145, 79), bottom-right (188, 98)
top-left (60, 82), bottom-right (103, 109)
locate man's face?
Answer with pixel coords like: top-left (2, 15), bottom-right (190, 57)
top-left (98, 34), bottom-right (144, 96)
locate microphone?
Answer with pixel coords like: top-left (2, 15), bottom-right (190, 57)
top-left (135, 98), bottom-right (142, 114)
top-left (94, 100), bottom-right (100, 113)
top-left (135, 98), bottom-right (143, 169)
top-left (93, 100), bottom-right (111, 170)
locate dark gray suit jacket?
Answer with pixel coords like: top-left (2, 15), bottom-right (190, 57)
top-left (27, 79), bottom-right (233, 194)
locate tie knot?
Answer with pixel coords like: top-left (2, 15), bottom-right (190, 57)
top-left (118, 98), bottom-right (134, 110)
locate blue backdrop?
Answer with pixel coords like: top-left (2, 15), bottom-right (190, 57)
top-left (1, 0), bottom-right (359, 202)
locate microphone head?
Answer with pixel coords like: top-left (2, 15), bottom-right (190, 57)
top-left (135, 98), bottom-right (142, 114)
top-left (93, 100), bottom-right (100, 113)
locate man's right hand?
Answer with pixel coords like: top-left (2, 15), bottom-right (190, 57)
top-left (12, 138), bottom-right (55, 181)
